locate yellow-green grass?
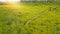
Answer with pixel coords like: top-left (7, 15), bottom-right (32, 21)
top-left (0, 2), bottom-right (60, 34)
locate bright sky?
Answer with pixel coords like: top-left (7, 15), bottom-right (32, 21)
top-left (0, 0), bottom-right (20, 2)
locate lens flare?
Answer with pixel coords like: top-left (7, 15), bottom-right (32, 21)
top-left (0, 0), bottom-right (21, 9)
top-left (0, 0), bottom-right (20, 3)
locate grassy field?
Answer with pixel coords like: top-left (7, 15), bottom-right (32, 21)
top-left (0, 2), bottom-right (60, 34)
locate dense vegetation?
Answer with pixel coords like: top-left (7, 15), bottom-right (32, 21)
top-left (0, 2), bottom-right (60, 34)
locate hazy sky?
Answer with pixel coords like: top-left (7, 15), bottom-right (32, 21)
top-left (0, 0), bottom-right (20, 2)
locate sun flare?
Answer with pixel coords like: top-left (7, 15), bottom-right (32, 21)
top-left (0, 0), bottom-right (21, 9)
top-left (0, 0), bottom-right (20, 3)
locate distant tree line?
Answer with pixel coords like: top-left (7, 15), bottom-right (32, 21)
top-left (20, 0), bottom-right (60, 2)
top-left (20, 0), bottom-right (60, 3)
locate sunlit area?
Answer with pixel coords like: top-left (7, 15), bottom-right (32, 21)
top-left (0, 0), bottom-right (20, 3)
top-left (0, 0), bottom-right (60, 34)
top-left (0, 0), bottom-right (23, 9)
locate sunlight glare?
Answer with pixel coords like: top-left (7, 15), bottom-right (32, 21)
top-left (0, 0), bottom-right (22, 10)
top-left (0, 0), bottom-right (20, 3)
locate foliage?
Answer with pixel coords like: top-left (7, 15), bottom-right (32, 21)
top-left (0, 2), bottom-right (60, 34)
